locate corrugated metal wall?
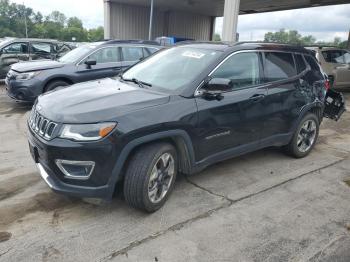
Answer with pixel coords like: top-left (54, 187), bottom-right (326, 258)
top-left (167, 11), bottom-right (212, 40)
top-left (109, 3), bottom-right (212, 40)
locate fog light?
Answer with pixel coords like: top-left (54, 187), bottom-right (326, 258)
top-left (55, 160), bottom-right (95, 180)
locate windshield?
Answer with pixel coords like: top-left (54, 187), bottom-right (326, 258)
top-left (122, 47), bottom-right (222, 91)
top-left (58, 44), bottom-right (99, 63)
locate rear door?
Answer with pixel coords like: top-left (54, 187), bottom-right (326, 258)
top-left (0, 41), bottom-right (29, 78)
top-left (75, 46), bottom-right (122, 81)
top-left (30, 42), bottom-right (55, 60)
top-left (260, 51), bottom-right (305, 141)
top-left (120, 46), bottom-right (144, 71)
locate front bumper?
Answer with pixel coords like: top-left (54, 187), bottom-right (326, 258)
top-left (28, 125), bottom-right (123, 199)
top-left (5, 77), bottom-right (44, 102)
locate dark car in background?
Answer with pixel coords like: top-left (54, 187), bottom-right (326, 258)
top-left (27, 42), bottom-right (345, 212)
top-left (0, 38), bottom-right (72, 79)
top-left (5, 40), bottom-right (162, 102)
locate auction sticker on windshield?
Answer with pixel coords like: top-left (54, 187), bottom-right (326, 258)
top-left (182, 51), bottom-right (206, 59)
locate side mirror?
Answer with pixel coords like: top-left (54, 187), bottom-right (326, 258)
top-left (84, 59), bottom-right (97, 68)
top-left (201, 78), bottom-right (233, 101)
top-left (205, 78), bottom-right (232, 92)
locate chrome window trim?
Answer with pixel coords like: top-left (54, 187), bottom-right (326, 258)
top-left (55, 159), bottom-right (95, 180)
top-left (194, 49), bottom-right (311, 97)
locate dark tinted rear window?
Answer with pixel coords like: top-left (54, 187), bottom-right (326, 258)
top-left (295, 54), bottom-right (307, 74)
top-left (264, 52), bottom-right (297, 82)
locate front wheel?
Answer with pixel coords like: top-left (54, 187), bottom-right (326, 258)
top-left (285, 113), bottom-right (319, 158)
top-left (124, 143), bottom-right (178, 212)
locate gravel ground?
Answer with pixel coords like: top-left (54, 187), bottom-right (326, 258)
top-left (0, 84), bottom-right (349, 262)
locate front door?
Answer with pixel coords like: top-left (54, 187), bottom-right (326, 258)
top-left (0, 42), bottom-right (29, 78)
top-left (195, 51), bottom-right (267, 161)
top-left (76, 46), bottom-right (122, 82)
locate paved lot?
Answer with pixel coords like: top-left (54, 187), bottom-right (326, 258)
top-left (0, 84), bottom-right (349, 262)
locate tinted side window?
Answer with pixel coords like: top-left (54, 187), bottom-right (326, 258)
top-left (3, 42), bottom-right (28, 54)
top-left (86, 47), bottom-right (119, 63)
top-left (295, 54), bottom-right (307, 74)
top-left (304, 55), bottom-right (324, 81)
top-left (211, 52), bottom-right (261, 90)
top-left (264, 52), bottom-right (296, 82)
top-left (122, 47), bottom-right (143, 61)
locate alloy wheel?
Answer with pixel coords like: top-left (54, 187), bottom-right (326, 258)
top-left (297, 119), bottom-right (317, 153)
top-left (147, 153), bottom-right (175, 204)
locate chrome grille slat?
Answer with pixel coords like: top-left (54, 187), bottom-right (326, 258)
top-left (28, 108), bottom-right (57, 140)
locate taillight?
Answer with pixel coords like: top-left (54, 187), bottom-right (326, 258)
top-left (325, 79), bottom-right (331, 91)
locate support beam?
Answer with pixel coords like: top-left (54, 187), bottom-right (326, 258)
top-left (148, 0), bottom-right (154, 40)
top-left (104, 0), bottom-right (112, 40)
top-left (222, 0), bottom-right (240, 42)
top-left (347, 29), bottom-right (350, 50)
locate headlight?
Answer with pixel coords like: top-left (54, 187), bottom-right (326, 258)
top-left (59, 122), bottom-right (117, 141)
top-left (16, 71), bottom-right (41, 81)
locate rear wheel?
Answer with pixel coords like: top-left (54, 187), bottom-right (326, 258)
top-left (124, 143), bottom-right (177, 212)
top-left (285, 113), bottom-right (319, 158)
top-left (44, 80), bottom-right (70, 93)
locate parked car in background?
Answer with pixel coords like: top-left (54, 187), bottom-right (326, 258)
top-left (5, 40), bottom-right (162, 102)
top-left (0, 38), bottom-right (73, 79)
top-left (306, 46), bottom-right (350, 88)
top-left (27, 42), bottom-right (345, 212)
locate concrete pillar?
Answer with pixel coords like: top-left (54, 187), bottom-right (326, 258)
top-left (222, 0), bottom-right (240, 42)
top-left (104, 0), bottom-right (111, 40)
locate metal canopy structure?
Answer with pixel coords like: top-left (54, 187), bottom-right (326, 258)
top-left (104, 0), bottom-right (350, 41)
top-left (108, 0), bottom-right (350, 16)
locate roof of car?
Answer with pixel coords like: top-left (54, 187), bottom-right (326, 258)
top-left (176, 41), bottom-right (314, 54)
top-left (13, 38), bottom-right (62, 43)
top-left (102, 39), bottom-right (161, 46)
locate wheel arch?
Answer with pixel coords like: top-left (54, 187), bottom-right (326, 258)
top-left (293, 102), bottom-right (324, 133)
top-left (107, 130), bottom-right (196, 198)
top-left (43, 76), bottom-right (74, 92)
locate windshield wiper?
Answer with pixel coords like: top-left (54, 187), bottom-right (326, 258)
top-left (120, 76), bottom-right (152, 89)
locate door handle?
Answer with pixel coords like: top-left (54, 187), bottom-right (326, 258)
top-left (249, 94), bottom-right (265, 102)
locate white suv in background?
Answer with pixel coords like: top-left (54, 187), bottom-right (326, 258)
top-left (306, 47), bottom-right (350, 88)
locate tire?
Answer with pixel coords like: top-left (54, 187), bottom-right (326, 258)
top-left (124, 142), bottom-right (178, 212)
top-left (284, 113), bottom-right (319, 158)
top-left (44, 80), bottom-right (70, 93)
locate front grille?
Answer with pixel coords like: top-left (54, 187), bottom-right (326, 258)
top-left (28, 108), bottom-right (57, 140)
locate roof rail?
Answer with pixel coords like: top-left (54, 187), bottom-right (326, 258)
top-left (175, 40), bottom-right (233, 46)
top-left (304, 45), bottom-right (339, 49)
top-left (104, 39), bottom-right (160, 46)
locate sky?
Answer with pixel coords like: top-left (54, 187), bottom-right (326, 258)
top-left (12, 0), bottom-right (350, 42)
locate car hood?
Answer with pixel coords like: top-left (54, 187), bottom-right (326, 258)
top-left (36, 78), bottom-right (170, 123)
top-left (11, 60), bottom-right (65, 72)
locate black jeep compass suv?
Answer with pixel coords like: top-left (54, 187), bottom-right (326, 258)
top-left (27, 42), bottom-right (345, 212)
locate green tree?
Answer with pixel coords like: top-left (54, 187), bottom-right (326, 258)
top-left (88, 26), bottom-right (104, 41)
top-left (67, 17), bottom-right (83, 29)
top-left (264, 29), bottom-right (316, 45)
top-left (0, 0), bottom-right (102, 42)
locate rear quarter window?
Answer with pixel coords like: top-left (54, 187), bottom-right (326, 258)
top-left (294, 54), bottom-right (307, 74)
top-left (264, 52), bottom-right (297, 82)
top-left (304, 55), bottom-right (324, 81)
